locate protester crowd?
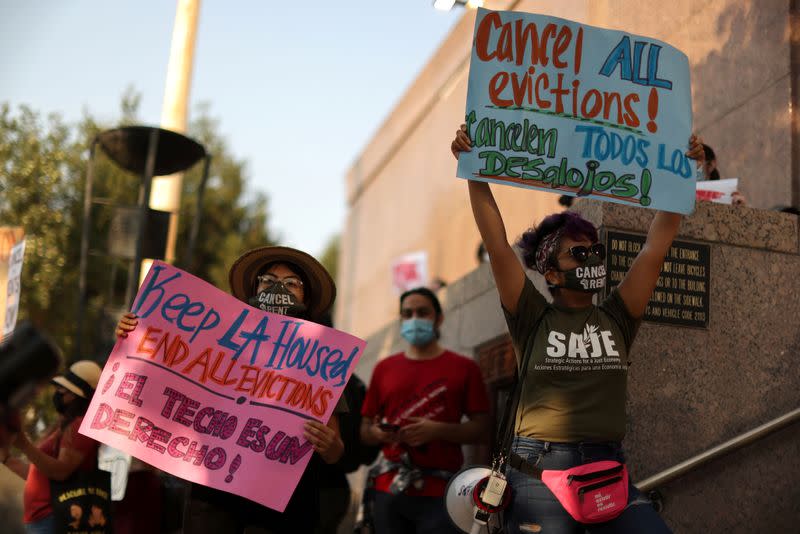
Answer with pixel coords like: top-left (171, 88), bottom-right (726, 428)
top-left (3, 8), bottom-right (799, 534)
top-left (0, 127), bottom-right (711, 534)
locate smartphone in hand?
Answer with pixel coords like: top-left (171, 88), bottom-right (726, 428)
top-left (378, 420), bottom-right (400, 433)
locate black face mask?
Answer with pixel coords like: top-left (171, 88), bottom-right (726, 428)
top-left (554, 254), bottom-right (607, 293)
top-left (52, 391), bottom-right (68, 414)
top-left (248, 283), bottom-right (308, 318)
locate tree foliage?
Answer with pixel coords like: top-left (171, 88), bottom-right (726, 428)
top-left (0, 104), bottom-right (84, 352)
top-left (0, 94), bottom-right (274, 365)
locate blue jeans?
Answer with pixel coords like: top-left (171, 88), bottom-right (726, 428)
top-left (504, 437), bottom-right (672, 534)
top-left (372, 491), bottom-right (458, 534)
top-left (24, 514), bottom-right (56, 534)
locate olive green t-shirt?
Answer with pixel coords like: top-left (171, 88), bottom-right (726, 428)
top-left (503, 277), bottom-right (640, 442)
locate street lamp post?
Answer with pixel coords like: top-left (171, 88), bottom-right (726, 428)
top-left (151, 0), bottom-right (202, 265)
top-left (75, 126), bottom-right (208, 359)
top-left (433, 0), bottom-right (483, 11)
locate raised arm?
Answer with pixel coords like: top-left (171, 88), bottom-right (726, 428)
top-left (617, 134), bottom-right (704, 318)
top-left (616, 211), bottom-right (681, 318)
top-left (13, 428), bottom-right (87, 482)
top-left (452, 126), bottom-right (526, 314)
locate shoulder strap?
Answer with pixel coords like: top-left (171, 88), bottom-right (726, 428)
top-left (493, 312), bottom-right (545, 470)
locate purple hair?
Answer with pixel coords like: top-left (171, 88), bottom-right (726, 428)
top-left (517, 212), bottom-right (598, 271)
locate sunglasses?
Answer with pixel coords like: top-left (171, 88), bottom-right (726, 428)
top-left (564, 243), bottom-right (606, 262)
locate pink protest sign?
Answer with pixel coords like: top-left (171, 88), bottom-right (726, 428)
top-left (79, 261), bottom-right (366, 512)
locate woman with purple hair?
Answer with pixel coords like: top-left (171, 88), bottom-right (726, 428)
top-left (451, 126), bottom-right (704, 533)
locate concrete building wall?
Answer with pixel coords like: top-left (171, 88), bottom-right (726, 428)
top-left (588, 0), bottom-right (792, 209)
top-left (338, 0), bottom-right (794, 341)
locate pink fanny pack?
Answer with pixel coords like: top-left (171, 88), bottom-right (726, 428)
top-left (541, 460), bottom-right (629, 523)
top-left (510, 453), bottom-right (629, 523)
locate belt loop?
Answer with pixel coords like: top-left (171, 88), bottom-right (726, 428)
top-left (534, 441), bottom-right (551, 467)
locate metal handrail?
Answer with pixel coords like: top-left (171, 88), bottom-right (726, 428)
top-left (636, 406), bottom-right (800, 492)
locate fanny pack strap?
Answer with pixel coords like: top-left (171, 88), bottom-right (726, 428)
top-left (493, 312), bottom-right (545, 471)
top-left (508, 451), bottom-right (543, 479)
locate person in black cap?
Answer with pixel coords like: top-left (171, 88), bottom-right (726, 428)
top-left (115, 246), bottom-right (346, 533)
top-left (1, 360), bottom-right (102, 533)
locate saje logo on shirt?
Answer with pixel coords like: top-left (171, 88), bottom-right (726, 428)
top-left (545, 324), bottom-right (619, 359)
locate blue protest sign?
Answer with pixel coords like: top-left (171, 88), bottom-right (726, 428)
top-left (457, 8), bottom-right (694, 213)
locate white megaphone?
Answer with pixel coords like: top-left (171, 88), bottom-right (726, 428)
top-left (445, 466), bottom-right (512, 534)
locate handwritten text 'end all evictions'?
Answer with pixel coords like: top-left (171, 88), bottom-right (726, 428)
top-left (79, 261), bottom-right (366, 512)
top-left (457, 8), bottom-right (694, 214)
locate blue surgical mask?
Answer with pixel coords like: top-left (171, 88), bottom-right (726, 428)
top-left (400, 318), bottom-right (436, 346)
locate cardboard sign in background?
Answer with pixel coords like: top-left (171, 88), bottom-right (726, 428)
top-left (80, 261), bottom-right (365, 512)
top-left (696, 178), bottom-right (738, 204)
top-left (0, 228), bottom-right (25, 341)
top-left (457, 8), bottom-right (694, 213)
top-left (390, 251), bottom-right (429, 294)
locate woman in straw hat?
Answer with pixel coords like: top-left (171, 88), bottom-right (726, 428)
top-left (1, 360), bottom-right (102, 534)
top-left (116, 246), bottom-right (346, 533)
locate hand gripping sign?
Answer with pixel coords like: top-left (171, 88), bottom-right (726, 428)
top-left (80, 261), bottom-right (366, 512)
top-left (457, 8), bottom-right (694, 214)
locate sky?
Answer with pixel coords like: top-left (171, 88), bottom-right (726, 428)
top-left (0, 1), bottom-right (464, 257)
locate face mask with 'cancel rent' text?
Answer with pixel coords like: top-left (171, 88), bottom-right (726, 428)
top-left (556, 254), bottom-right (606, 293)
top-left (248, 283), bottom-right (307, 318)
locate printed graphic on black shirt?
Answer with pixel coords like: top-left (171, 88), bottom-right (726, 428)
top-left (535, 324), bottom-right (626, 372)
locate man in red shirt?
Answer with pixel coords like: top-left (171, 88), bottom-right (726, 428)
top-left (361, 287), bottom-right (490, 534)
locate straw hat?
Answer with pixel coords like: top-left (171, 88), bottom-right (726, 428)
top-left (52, 360), bottom-right (102, 399)
top-left (228, 246), bottom-right (336, 320)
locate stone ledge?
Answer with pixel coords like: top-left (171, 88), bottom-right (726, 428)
top-left (571, 199), bottom-right (799, 254)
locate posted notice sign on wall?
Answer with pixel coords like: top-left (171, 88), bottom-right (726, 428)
top-left (605, 231), bottom-right (710, 328)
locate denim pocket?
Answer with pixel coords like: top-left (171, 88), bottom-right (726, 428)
top-left (511, 437), bottom-right (546, 465)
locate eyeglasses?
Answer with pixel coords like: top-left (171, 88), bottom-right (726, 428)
top-left (256, 274), bottom-right (304, 291)
top-left (562, 243), bottom-right (606, 262)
